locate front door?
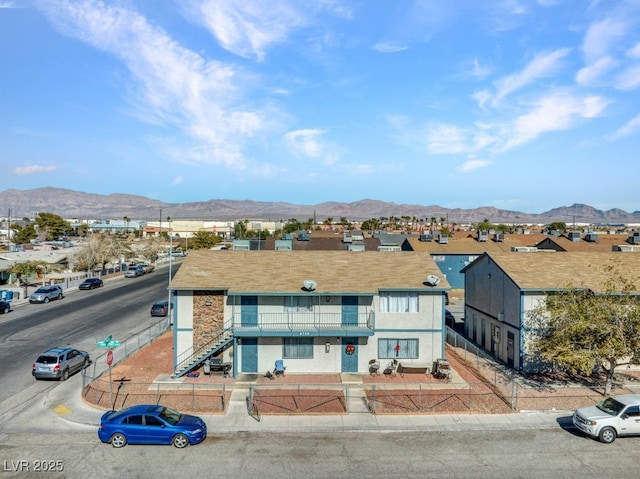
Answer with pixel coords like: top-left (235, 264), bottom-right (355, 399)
top-left (241, 296), bottom-right (258, 327)
top-left (341, 296), bottom-right (358, 327)
top-left (241, 338), bottom-right (258, 373)
top-left (341, 338), bottom-right (358, 372)
top-left (507, 331), bottom-right (515, 367)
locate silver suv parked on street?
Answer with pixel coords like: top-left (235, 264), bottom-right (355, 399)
top-left (32, 347), bottom-right (90, 381)
top-left (29, 285), bottom-right (64, 303)
top-left (573, 394), bottom-right (640, 443)
top-left (125, 265), bottom-right (145, 278)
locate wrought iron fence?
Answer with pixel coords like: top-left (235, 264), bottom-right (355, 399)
top-left (82, 377), bottom-right (228, 413)
top-left (444, 326), bottom-right (618, 411)
top-left (82, 317), bottom-right (170, 389)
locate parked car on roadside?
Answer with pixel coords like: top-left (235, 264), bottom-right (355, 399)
top-left (573, 394), bottom-right (640, 443)
top-left (98, 404), bottom-right (207, 448)
top-left (445, 310), bottom-right (455, 327)
top-left (125, 265), bottom-right (144, 278)
top-left (29, 285), bottom-right (64, 303)
top-left (0, 300), bottom-right (10, 314)
top-left (32, 347), bottom-right (90, 381)
top-left (150, 300), bottom-right (170, 317)
top-left (79, 277), bottom-right (104, 290)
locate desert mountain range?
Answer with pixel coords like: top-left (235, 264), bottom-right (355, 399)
top-left (1, 187), bottom-right (639, 225)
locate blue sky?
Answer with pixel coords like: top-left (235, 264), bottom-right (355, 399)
top-left (2, 1), bottom-right (640, 213)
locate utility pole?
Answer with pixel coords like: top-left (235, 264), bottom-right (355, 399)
top-left (7, 207), bottom-right (11, 250)
top-left (167, 216), bottom-right (173, 329)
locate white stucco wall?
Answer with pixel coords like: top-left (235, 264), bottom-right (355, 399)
top-left (178, 289), bottom-right (446, 375)
top-left (174, 291), bottom-right (194, 367)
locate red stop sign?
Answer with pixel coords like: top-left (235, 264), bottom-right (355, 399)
top-left (106, 350), bottom-right (114, 366)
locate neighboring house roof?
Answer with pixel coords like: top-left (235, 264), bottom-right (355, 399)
top-left (268, 236), bottom-right (381, 251)
top-left (171, 250), bottom-right (450, 294)
top-left (0, 250), bottom-right (70, 265)
top-left (465, 251), bottom-right (640, 292)
top-left (534, 234), bottom-right (630, 252)
top-left (404, 234), bottom-right (548, 254)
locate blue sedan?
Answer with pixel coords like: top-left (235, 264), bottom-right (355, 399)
top-left (98, 405), bottom-right (207, 448)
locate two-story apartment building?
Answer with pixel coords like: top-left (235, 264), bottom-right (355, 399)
top-left (169, 250), bottom-right (450, 377)
top-left (462, 251), bottom-right (640, 372)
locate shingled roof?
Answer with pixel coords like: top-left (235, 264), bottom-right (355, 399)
top-left (170, 250), bottom-right (450, 294)
top-left (404, 233), bottom-right (548, 254)
top-left (472, 251), bottom-right (640, 292)
top-left (534, 234), bottom-right (630, 252)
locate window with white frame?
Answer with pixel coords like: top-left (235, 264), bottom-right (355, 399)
top-left (284, 296), bottom-right (313, 312)
top-left (283, 338), bottom-right (314, 359)
top-left (379, 292), bottom-right (418, 313)
top-left (378, 339), bottom-right (419, 359)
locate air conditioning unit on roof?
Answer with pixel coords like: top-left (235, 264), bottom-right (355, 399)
top-left (302, 279), bottom-right (317, 291)
top-left (426, 274), bottom-right (441, 286)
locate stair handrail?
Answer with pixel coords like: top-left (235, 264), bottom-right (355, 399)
top-left (174, 324), bottom-right (232, 374)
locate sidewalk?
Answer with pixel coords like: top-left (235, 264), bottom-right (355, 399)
top-left (43, 372), bottom-right (573, 434)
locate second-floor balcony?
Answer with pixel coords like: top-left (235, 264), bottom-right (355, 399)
top-left (232, 311), bottom-right (375, 337)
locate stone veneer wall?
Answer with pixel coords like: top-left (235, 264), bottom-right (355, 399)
top-left (193, 291), bottom-right (225, 346)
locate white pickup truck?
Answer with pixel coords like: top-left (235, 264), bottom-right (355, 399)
top-left (573, 394), bottom-right (640, 443)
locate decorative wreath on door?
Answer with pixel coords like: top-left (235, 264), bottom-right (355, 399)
top-left (345, 343), bottom-right (356, 355)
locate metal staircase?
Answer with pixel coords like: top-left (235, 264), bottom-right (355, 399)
top-left (173, 326), bottom-right (233, 378)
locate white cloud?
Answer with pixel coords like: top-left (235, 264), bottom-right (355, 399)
top-left (284, 129), bottom-right (338, 164)
top-left (472, 89), bottom-right (492, 110)
top-left (372, 42), bottom-right (408, 53)
top-left (502, 91), bottom-right (609, 151)
top-left (628, 43), bottom-right (640, 58)
top-left (470, 58), bottom-right (491, 79)
top-left (36, 0), bottom-right (269, 169)
top-left (615, 65), bottom-right (640, 90)
top-left (425, 124), bottom-right (467, 154)
top-left (610, 114), bottom-right (640, 139)
top-left (457, 159), bottom-right (492, 173)
top-left (187, 0), bottom-right (308, 61)
top-left (576, 56), bottom-right (617, 86)
top-left (492, 48), bottom-right (571, 105)
top-left (12, 164), bottom-right (58, 175)
top-left (424, 122), bottom-right (497, 155)
top-left (581, 16), bottom-right (630, 62)
top-left (171, 176), bottom-right (184, 186)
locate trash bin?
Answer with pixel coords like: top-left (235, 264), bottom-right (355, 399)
top-left (203, 359), bottom-right (210, 375)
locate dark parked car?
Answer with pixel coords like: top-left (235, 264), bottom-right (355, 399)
top-left (445, 310), bottom-right (455, 326)
top-left (79, 278), bottom-right (104, 290)
top-left (0, 300), bottom-right (10, 314)
top-left (98, 405), bottom-right (207, 448)
top-left (29, 285), bottom-right (64, 303)
top-left (32, 347), bottom-right (90, 381)
top-left (150, 300), bottom-right (170, 317)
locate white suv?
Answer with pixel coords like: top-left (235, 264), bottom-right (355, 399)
top-left (29, 285), bottom-right (64, 303)
top-left (573, 394), bottom-right (640, 443)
